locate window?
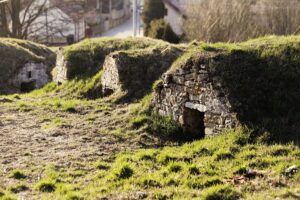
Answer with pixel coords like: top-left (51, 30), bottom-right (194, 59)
top-left (102, 0), bottom-right (110, 14)
top-left (27, 71), bottom-right (32, 79)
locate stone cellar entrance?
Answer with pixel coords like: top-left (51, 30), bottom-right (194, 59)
top-left (183, 107), bottom-right (205, 138)
top-left (20, 81), bottom-right (36, 93)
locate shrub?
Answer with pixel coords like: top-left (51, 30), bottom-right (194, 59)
top-left (130, 115), bottom-right (149, 129)
top-left (167, 162), bottom-right (183, 173)
top-left (113, 164), bottom-right (134, 180)
top-left (9, 184), bottom-right (29, 193)
top-left (94, 161), bottom-right (110, 170)
top-left (143, 0), bottom-right (167, 35)
top-left (148, 19), bottom-right (180, 43)
top-left (202, 185), bottom-right (241, 200)
top-left (9, 170), bottom-right (26, 179)
top-left (64, 192), bottom-right (83, 200)
top-left (184, 0), bottom-right (300, 42)
top-left (35, 180), bottom-right (56, 193)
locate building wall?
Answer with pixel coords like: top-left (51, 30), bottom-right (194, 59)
top-left (10, 63), bottom-right (50, 92)
top-left (164, 4), bottom-right (184, 36)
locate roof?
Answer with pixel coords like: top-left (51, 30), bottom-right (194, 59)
top-left (163, 0), bottom-right (187, 17)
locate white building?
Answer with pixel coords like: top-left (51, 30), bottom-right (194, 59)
top-left (24, 0), bottom-right (86, 44)
top-left (163, 0), bottom-right (187, 36)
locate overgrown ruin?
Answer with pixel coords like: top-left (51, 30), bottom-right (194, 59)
top-left (153, 53), bottom-right (236, 137)
top-left (101, 46), bottom-right (183, 99)
top-left (153, 36), bottom-right (300, 140)
top-left (53, 38), bottom-right (166, 83)
top-left (0, 39), bottom-right (55, 94)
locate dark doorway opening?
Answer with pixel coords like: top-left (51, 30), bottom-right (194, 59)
top-left (20, 81), bottom-right (36, 93)
top-left (183, 107), bottom-right (205, 139)
top-left (27, 71), bottom-right (32, 79)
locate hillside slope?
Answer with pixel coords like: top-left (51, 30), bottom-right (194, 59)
top-left (0, 36), bottom-right (299, 199)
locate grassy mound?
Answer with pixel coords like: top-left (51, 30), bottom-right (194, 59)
top-left (101, 45), bottom-right (183, 101)
top-left (60, 37), bottom-right (172, 79)
top-left (0, 38), bottom-right (56, 94)
top-left (164, 35), bottom-right (300, 142)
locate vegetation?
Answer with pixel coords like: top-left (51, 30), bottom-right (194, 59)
top-left (142, 0), bottom-right (167, 36)
top-left (148, 19), bottom-right (180, 44)
top-left (0, 36), bottom-right (299, 199)
top-left (61, 37), bottom-right (165, 79)
top-left (184, 0), bottom-right (300, 42)
top-left (9, 169), bottom-right (26, 180)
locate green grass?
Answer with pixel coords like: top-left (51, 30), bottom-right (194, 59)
top-left (61, 37), bottom-right (170, 79)
top-left (9, 169), bottom-right (26, 180)
top-left (202, 185), bottom-right (240, 200)
top-left (9, 183), bottom-right (29, 194)
top-left (0, 35), bottom-right (299, 199)
top-left (29, 70), bottom-right (103, 100)
top-left (42, 118), bottom-right (66, 129)
top-left (68, 127), bottom-right (298, 199)
top-left (35, 179), bottom-right (56, 193)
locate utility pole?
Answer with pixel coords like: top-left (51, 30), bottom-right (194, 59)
top-left (133, 0), bottom-right (137, 36)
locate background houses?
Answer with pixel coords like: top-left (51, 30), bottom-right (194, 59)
top-left (25, 0), bottom-right (131, 45)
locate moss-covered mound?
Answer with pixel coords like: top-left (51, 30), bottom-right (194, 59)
top-left (0, 38), bottom-right (55, 94)
top-left (101, 45), bottom-right (183, 101)
top-left (59, 37), bottom-right (171, 79)
top-left (156, 35), bottom-right (300, 142)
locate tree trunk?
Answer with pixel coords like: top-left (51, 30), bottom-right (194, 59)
top-left (0, 3), bottom-right (9, 37)
top-left (11, 0), bottom-right (22, 38)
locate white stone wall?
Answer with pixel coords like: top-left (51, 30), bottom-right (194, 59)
top-left (10, 63), bottom-right (50, 91)
top-left (164, 3), bottom-right (184, 36)
top-left (54, 49), bottom-right (68, 84)
top-left (101, 54), bottom-right (120, 94)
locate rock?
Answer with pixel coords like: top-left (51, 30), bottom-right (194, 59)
top-left (284, 165), bottom-right (299, 177)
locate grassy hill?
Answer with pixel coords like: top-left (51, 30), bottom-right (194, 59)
top-left (0, 36), bottom-right (299, 199)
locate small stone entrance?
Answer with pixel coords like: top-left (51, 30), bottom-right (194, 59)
top-left (183, 107), bottom-right (205, 138)
top-left (20, 81), bottom-right (36, 93)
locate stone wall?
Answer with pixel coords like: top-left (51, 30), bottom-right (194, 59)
top-left (153, 53), bottom-right (236, 137)
top-left (54, 49), bottom-right (68, 84)
top-left (10, 62), bottom-right (50, 93)
top-left (101, 47), bottom-right (183, 100)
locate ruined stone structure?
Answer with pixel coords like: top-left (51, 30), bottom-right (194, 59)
top-left (10, 63), bottom-right (51, 93)
top-left (101, 47), bottom-right (183, 99)
top-left (54, 49), bottom-right (68, 84)
top-left (0, 39), bottom-right (55, 94)
top-left (153, 56), bottom-right (235, 138)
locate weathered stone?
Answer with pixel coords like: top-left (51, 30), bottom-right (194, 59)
top-left (185, 102), bottom-right (207, 112)
top-left (101, 46), bottom-right (182, 99)
top-left (10, 63), bottom-right (50, 92)
top-left (152, 56), bottom-right (235, 137)
top-left (54, 48), bottom-right (68, 83)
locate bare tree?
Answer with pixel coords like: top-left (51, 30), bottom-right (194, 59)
top-left (0, 0), bottom-right (47, 39)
